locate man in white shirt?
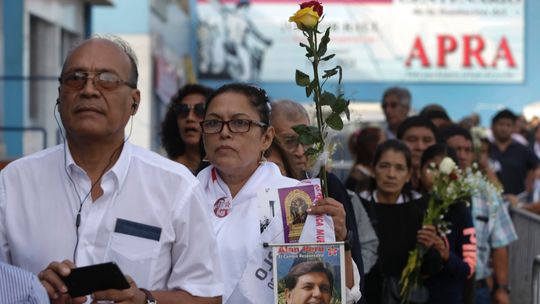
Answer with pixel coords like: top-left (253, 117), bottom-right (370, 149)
top-left (0, 35), bottom-right (223, 304)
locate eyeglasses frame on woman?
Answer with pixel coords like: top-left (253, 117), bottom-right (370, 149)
top-left (200, 119), bottom-right (267, 134)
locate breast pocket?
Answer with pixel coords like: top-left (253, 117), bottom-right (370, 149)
top-left (106, 219), bottom-right (162, 289)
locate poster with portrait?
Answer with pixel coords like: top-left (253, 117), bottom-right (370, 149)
top-left (272, 243), bottom-right (345, 304)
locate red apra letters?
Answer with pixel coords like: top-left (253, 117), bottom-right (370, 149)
top-left (405, 35), bottom-right (516, 68)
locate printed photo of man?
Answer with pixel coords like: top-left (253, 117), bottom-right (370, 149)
top-left (284, 261), bottom-right (334, 304)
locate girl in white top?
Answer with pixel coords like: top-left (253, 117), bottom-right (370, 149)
top-left (198, 83), bottom-right (361, 304)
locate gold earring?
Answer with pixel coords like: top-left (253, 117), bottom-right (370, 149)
top-left (202, 156), bottom-right (209, 162)
top-left (259, 150), bottom-right (267, 163)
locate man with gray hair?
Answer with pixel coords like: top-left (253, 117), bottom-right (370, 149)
top-left (270, 98), bottom-right (312, 171)
top-left (381, 87), bottom-right (411, 139)
top-left (0, 36), bottom-right (223, 303)
top-left (271, 98), bottom-right (378, 304)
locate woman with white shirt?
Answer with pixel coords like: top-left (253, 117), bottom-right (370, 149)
top-left (197, 83), bottom-right (361, 304)
top-left (359, 139), bottom-right (442, 304)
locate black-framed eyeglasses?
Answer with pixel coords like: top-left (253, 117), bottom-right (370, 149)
top-left (175, 104), bottom-right (205, 119)
top-left (200, 119), bottom-right (267, 134)
top-left (58, 71), bottom-right (136, 91)
top-left (283, 136), bottom-right (314, 152)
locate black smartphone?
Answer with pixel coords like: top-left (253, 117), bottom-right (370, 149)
top-left (61, 262), bottom-right (131, 298)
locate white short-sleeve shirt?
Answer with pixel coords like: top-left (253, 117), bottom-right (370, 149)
top-left (0, 141), bottom-right (223, 298)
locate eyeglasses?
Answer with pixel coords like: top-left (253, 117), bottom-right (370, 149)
top-left (176, 104), bottom-right (205, 119)
top-left (58, 71), bottom-right (136, 91)
top-left (382, 102), bottom-right (400, 110)
top-left (283, 136), bottom-right (314, 152)
top-left (200, 119), bottom-right (267, 134)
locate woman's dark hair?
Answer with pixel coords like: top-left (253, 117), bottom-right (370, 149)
top-left (265, 136), bottom-right (302, 180)
top-left (370, 139), bottom-right (414, 201)
top-left (348, 128), bottom-right (381, 167)
top-left (204, 83), bottom-right (271, 131)
top-left (160, 84), bottom-right (214, 159)
top-left (420, 143), bottom-right (458, 170)
top-left (419, 144), bottom-right (466, 221)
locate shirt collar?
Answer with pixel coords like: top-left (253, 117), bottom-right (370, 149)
top-left (64, 139), bottom-right (133, 191)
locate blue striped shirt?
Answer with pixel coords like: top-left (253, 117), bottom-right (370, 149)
top-left (0, 262), bottom-right (49, 304)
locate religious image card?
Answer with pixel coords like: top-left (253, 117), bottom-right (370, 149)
top-left (272, 243), bottom-right (346, 304)
top-left (278, 185), bottom-right (316, 243)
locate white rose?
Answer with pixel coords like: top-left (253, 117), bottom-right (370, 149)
top-left (439, 157), bottom-right (455, 175)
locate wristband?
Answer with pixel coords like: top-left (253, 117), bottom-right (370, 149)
top-left (140, 288), bottom-right (157, 304)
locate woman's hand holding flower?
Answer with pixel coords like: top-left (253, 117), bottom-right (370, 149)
top-left (307, 197), bottom-right (348, 241)
top-left (416, 225), bottom-right (437, 250)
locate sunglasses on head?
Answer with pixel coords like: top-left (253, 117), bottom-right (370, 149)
top-left (175, 103), bottom-right (205, 118)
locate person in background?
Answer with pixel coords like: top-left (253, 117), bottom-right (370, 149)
top-left (265, 136), bottom-right (302, 180)
top-left (439, 125), bottom-right (518, 304)
top-left (396, 116), bottom-right (438, 189)
top-left (381, 87), bottom-right (411, 139)
top-left (270, 98), bottom-right (312, 171)
top-left (418, 144), bottom-right (476, 304)
top-left (160, 84), bottom-right (214, 174)
top-left (490, 109), bottom-right (540, 195)
top-left (359, 139), bottom-right (442, 304)
top-left (514, 115), bottom-right (529, 144)
top-left (459, 117), bottom-right (475, 131)
top-left (0, 262), bottom-right (49, 304)
top-left (420, 108), bottom-right (453, 131)
top-left (271, 98), bottom-right (368, 303)
top-left (345, 127), bottom-right (386, 194)
top-left (266, 130), bottom-right (379, 276)
top-left (198, 83), bottom-right (362, 304)
top-left (471, 113), bottom-right (481, 127)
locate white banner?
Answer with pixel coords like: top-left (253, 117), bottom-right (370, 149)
top-left (197, 0), bottom-right (524, 83)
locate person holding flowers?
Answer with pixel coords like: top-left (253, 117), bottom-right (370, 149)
top-left (439, 126), bottom-right (517, 304)
top-left (359, 139), bottom-right (443, 304)
top-left (417, 144), bottom-right (477, 304)
top-left (197, 83), bottom-right (361, 304)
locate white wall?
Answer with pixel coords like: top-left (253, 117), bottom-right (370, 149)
top-left (115, 34), bottom-right (153, 150)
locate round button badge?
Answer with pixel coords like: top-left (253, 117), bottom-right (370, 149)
top-left (214, 197), bottom-right (232, 217)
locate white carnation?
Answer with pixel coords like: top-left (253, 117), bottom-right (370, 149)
top-left (439, 157), bottom-right (456, 175)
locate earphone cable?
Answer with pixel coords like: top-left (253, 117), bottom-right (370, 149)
top-left (53, 104), bottom-right (134, 264)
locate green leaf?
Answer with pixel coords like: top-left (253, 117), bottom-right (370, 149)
top-left (304, 147), bottom-right (319, 156)
top-left (322, 67), bottom-right (338, 79)
top-left (299, 42), bottom-right (314, 55)
top-left (317, 27), bottom-right (331, 58)
top-left (297, 134), bottom-right (313, 146)
top-left (333, 97), bottom-right (349, 114)
top-left (325, 112), bottom-right (343, 131)
top-left (320, 54), bottom-right (335, 61)
top-left (337, 65), bottom-right (343, 84)
top-left (305, 79), bottom-right (317, 98)
top-left (320, 91), bottom-right (336, 107)
top-left (295, 70), bottom-right (310, 87)
top-left (291, 124), bottom-right (312, 135)
top-left (344, 107), bottom-right (351, 121)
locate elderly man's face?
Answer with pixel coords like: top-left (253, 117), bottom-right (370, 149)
top-left (57, 39), bottom-right (140, 142)
top-left (285, 272), bottom-right (332, 304)
top-left (382, 94), bottom-right (409, 127)
top-left (273, 115), bottom-right (311, 171)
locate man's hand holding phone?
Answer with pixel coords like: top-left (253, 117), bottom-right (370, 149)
top-left (38, 260), bottom-right (87, 304)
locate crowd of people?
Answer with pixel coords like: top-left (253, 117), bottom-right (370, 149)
top-left (0, 35), bottom-right (534, 304)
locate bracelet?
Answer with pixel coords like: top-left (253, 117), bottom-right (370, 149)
top-left (139, 288), bottom-right (157, 304)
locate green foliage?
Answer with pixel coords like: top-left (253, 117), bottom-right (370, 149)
top-left (295, 70), bottom-right (310, 87)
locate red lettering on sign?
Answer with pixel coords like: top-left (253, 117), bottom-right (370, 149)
top-left (405, 37), bottom-right (430, 67)
top-left (437, 35), bottom-right (457, 67)
top-left (463, 35), bottom-right (486, 67)
top-left (491, 36), bottom-right (516, 67)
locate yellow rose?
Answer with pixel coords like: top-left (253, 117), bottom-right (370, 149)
top-left (289, 6), bottom-right (320, 30)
